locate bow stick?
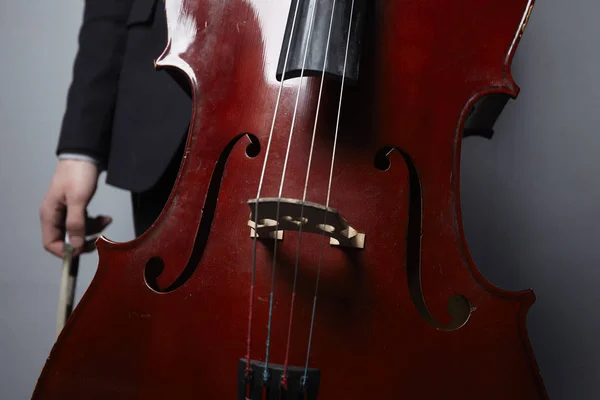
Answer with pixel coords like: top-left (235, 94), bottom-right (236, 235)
top-left (55, 234), bottom-right (80, 337)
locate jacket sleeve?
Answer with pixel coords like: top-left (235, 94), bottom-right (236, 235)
top-left (56, 0), bottom-right (135, 166)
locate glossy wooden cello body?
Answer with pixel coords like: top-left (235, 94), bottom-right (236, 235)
top-left (33, 0), bottom-right (548, 398)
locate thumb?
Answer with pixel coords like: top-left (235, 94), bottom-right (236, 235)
top-left (65, 201), bottom-right (87, 254)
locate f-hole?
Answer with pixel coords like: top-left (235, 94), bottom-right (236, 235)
top-left (375, 146), bottom-right (471, 331)
top-left (144, 133), bottom-right (261, 293)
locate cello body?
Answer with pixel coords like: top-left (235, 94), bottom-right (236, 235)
top-left (33, 0), bottom-right (548, 398)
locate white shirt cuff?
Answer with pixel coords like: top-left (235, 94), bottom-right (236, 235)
top-left (58, 153), bottom-right (105, 171)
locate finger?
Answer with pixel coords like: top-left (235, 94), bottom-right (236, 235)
top-left (40, 195), bottom-right (67, 258)
top-left (65, 201), bottom-right (87, 253)
top-left (85, 215), bottom-right (113, 236)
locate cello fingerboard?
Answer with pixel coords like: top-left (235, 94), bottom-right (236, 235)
top-left (276, 0), bottom-right (367, 83)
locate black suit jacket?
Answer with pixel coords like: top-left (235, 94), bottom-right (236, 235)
top-left (56, 0), bottom-right (191, 192)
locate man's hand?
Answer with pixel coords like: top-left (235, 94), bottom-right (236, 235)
top-left (40, 159), bottom-right (112, 257)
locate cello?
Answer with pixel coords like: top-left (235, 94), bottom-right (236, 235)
top-left (33, 0), bottom-right (548, 398)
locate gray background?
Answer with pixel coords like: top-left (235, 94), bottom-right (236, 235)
top-left (1, 0), bottom-right (598, 398)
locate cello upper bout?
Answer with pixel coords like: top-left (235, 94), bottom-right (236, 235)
top-left (154, 0), bottom-right (203, 95)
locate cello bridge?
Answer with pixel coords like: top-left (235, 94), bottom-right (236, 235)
top-left (247, 198), bottom-right (365, 249)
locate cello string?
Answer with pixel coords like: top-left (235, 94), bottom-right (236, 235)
top-left (262, 0), bottom-right (320, 383)
top-left (281, 0), bottom-right (338, 385)
top-left (246, 0), bottom-right (302, 378)
top-left (302, 0), bottom-right (356, 384)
